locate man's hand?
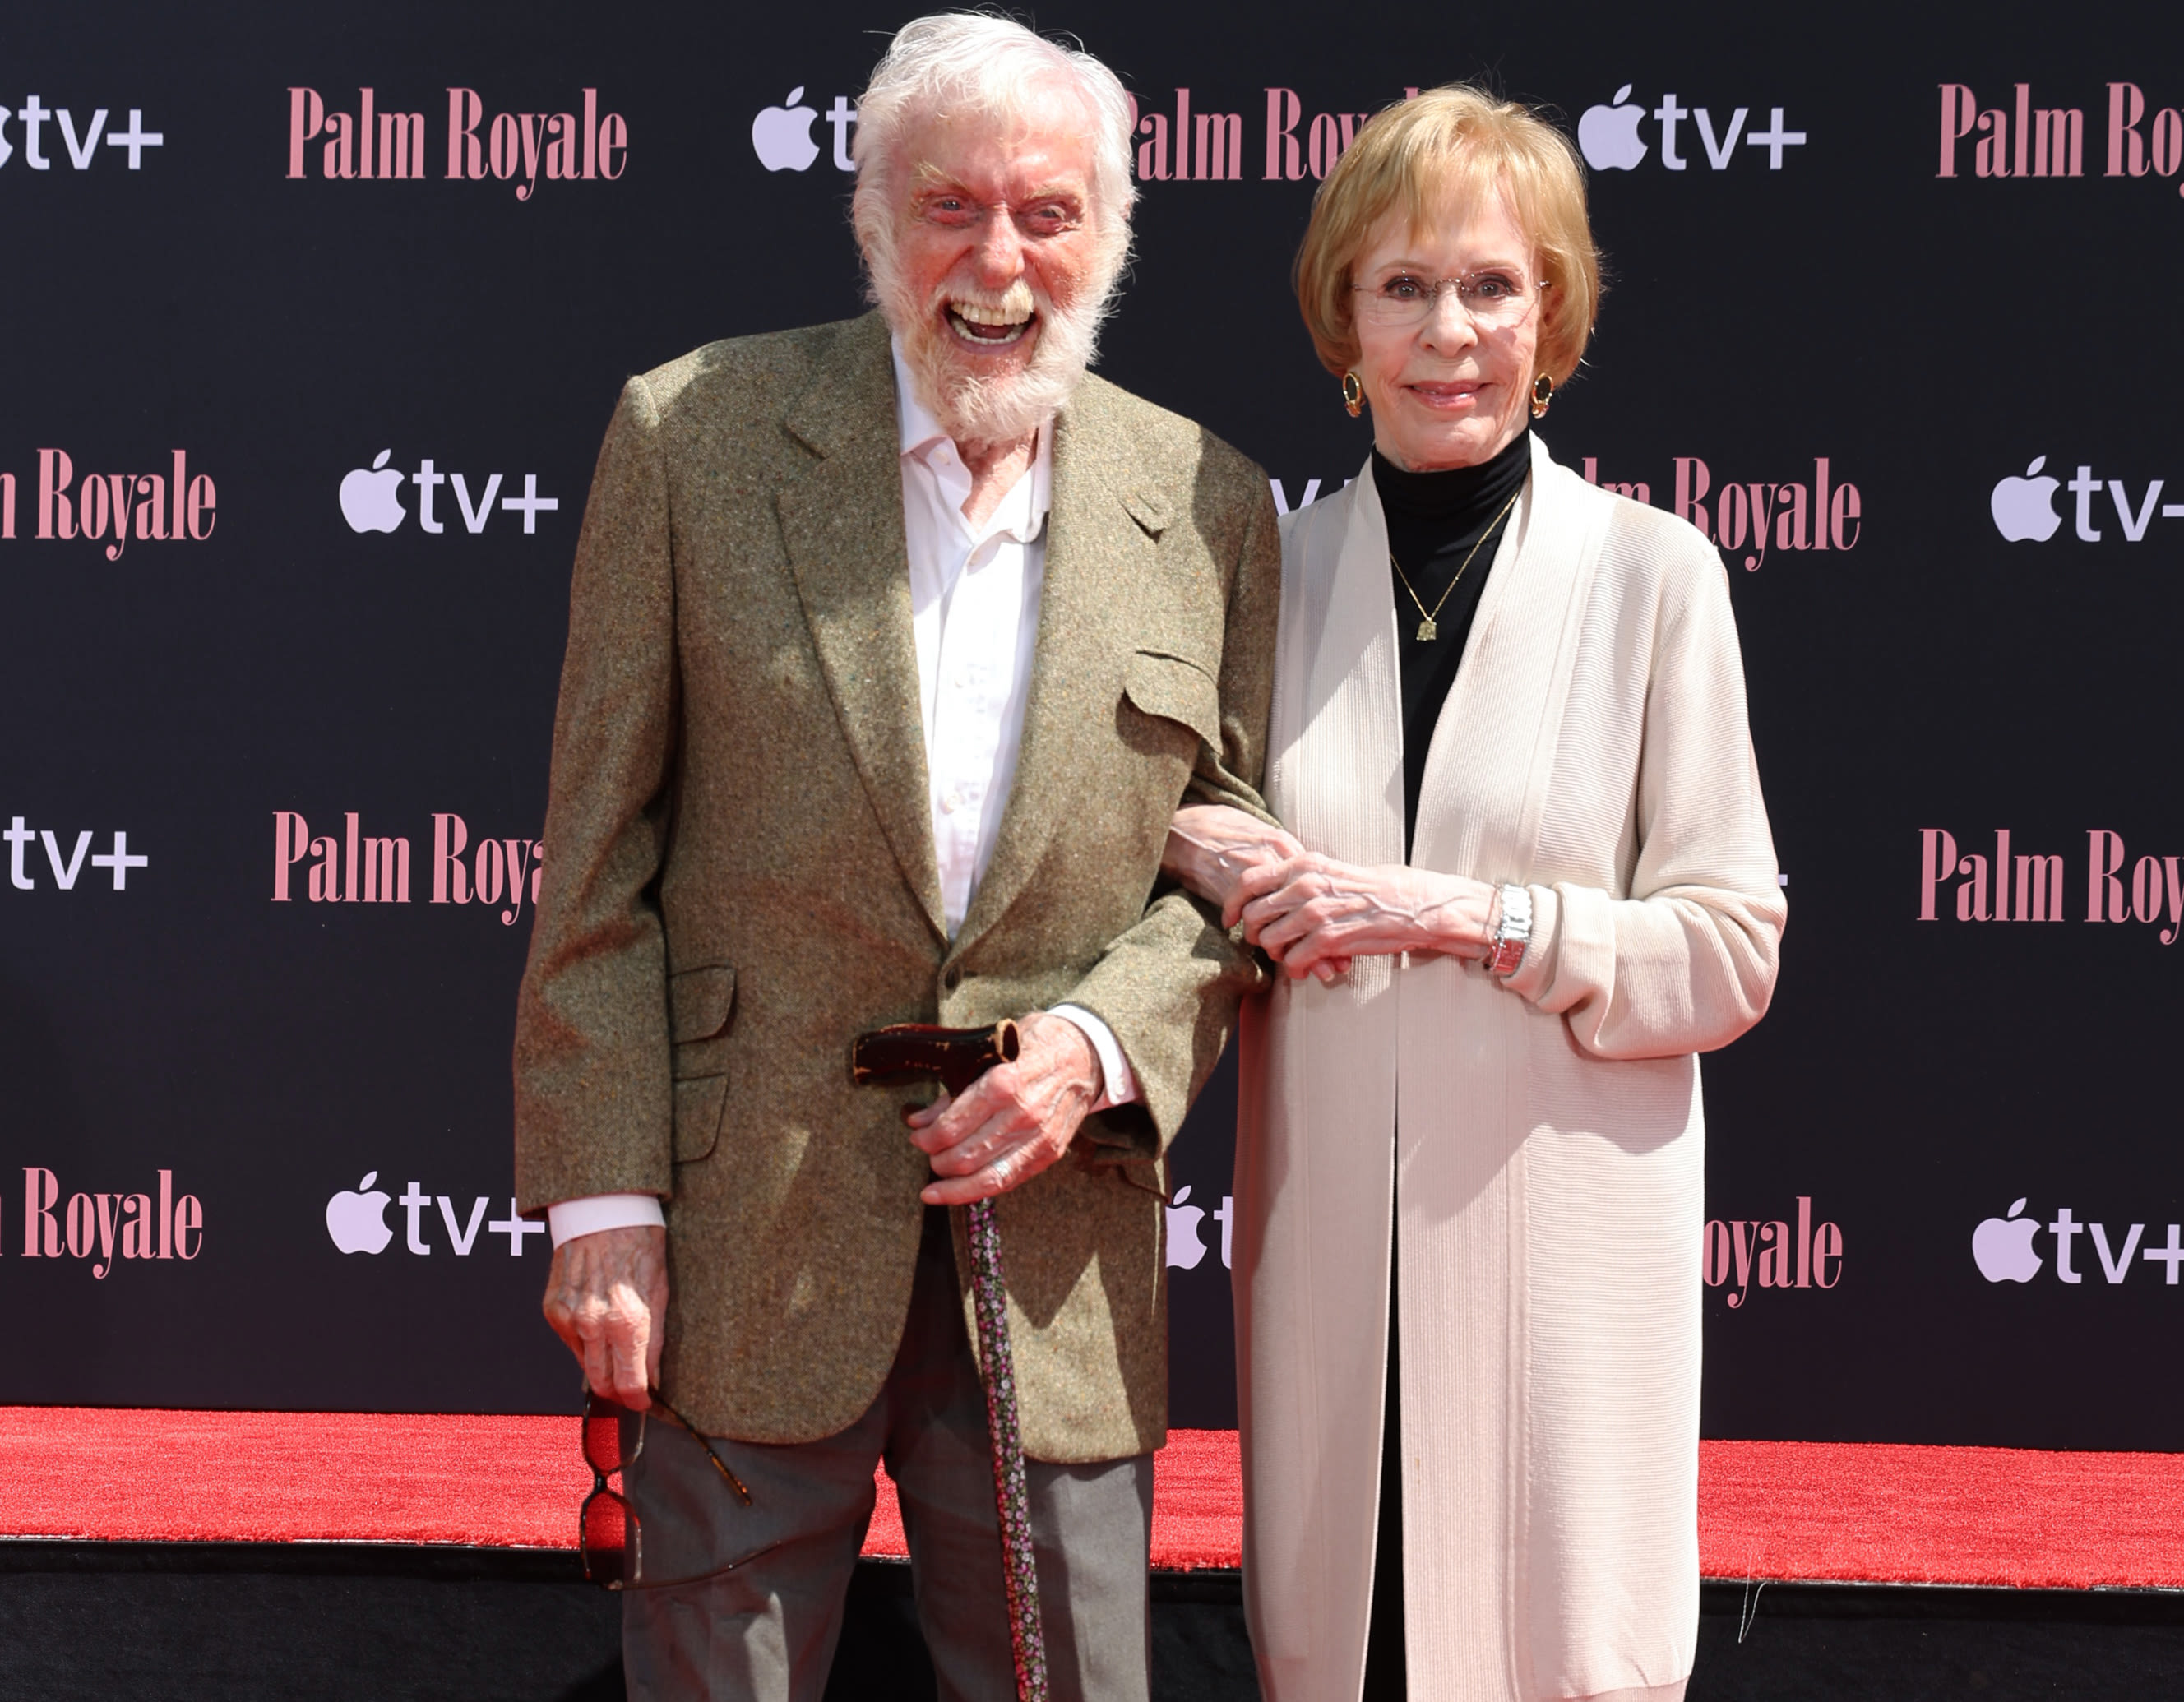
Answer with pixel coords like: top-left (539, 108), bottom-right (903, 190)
top-left (542, 1223), bottom-right (669, 1409)
top-left (1236, 853), bottom-right (1498, 978)
top-left (1162, 805), bottom-right (1352, 984)
top-left (1162, 803), bottom-right (1303, 916)
top-left (907, 1011), bottom-right (1102, 1206)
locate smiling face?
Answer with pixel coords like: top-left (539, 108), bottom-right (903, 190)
top-left (1351, 185), bottom-right (1542, 472)
top-left (870, 88), bottom-right (1109, 447)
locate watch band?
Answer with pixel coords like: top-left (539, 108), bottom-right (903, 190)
top-left (1484, 882), bottom-right (1533, 978)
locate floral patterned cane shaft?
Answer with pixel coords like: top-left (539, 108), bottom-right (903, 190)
top-left (966, 1196), bottom-right (1050, 1702)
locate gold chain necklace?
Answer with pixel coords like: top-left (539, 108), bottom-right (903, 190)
top-left (1389, 487), bottom-right (1522, 642)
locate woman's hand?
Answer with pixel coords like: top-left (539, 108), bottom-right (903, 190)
top-left (1163, 805), bottom-right (1304, 913)
top-left (1236, 853), bottom-right (1500, 978)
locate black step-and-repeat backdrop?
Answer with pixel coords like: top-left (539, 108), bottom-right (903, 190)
top-left (6, 0), bottom-right (2182, 1449)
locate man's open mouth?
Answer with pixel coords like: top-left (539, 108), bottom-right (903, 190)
top-left (946, 301), bottom-right (1034, 347)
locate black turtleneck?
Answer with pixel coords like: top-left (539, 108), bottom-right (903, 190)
top-left (1374, 428), bottom-right (1530, 857)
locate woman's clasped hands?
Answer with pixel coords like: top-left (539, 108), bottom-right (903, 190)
top-left (1233, 854), bottom-right (1500, 981)
top-left (1164, 803), bottom-right (1504, 983)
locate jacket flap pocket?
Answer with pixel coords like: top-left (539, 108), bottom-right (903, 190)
top-left (1122, 650), bottom-right (1221, 749)
top-left (669, 964), bottom-right (737, 1043)
top-left (673, 1075), bottom-right (728, 1165)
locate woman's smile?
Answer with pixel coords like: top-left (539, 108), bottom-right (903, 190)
top-left (1404, 377), bottom-right (1488, 410)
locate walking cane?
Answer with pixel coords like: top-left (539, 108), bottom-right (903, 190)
top-left (850, 1020), bottom-right (1049, 1702)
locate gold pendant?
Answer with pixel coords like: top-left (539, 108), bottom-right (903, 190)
top-left (1416, 617), bottom-right (1437, 641)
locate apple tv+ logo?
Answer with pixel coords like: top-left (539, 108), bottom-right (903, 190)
top-left (0, 96), bottom-right (162, 174)
top-left (1990, 456), bottom-right (2184, 544)
top-left (339, 451), bottom-right (558, 538)
top-left (1972, 1198), bottom-right (2184, 1287)
top-left (750, 86), bottom-right (857, 173)
top-left (326, 1172), bottom-right (544, 1258)
top-left (1164, 1184), bottom-right (1232, 1273)
top-left (4, 815), bottom-right (149, 894)
top-left (1577, 84), bottom-right (1806, 173)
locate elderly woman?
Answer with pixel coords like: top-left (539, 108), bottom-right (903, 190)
top-left (1162, 87), bottom-right (1784, 1700)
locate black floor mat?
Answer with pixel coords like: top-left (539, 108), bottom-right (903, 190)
top-left (5, 1547), bottom-right (2183, 1700)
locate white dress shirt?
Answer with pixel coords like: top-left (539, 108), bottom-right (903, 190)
top-left (546, 342), bottom-right (1138, 1247)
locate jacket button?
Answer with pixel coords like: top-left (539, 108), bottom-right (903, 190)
top-left (943, 965), bottom-right (963, 991)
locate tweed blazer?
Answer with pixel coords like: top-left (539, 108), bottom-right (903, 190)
top-left (513, 311), bottom-right (1279, 1461)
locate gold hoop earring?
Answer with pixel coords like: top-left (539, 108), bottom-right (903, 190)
top-left (1530, 373), bottom-right (1555, 419)
top-left (1341, 371), bottom-right (1364, 418)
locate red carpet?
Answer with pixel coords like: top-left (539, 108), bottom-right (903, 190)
top-left (0, 1408), bottom-right (1242, 1569)
top-left (1696, 1438), bottom-right (2184, 1589)
top-left (4, 1409), bottom-right (2182, 1589)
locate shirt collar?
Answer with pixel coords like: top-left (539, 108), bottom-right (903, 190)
top-left (891, 336), bottom-right (1053, 544)
top-left (892, 336), bottom-right (951, 460)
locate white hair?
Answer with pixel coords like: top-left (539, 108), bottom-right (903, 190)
top-left (851, 12), bottom-right (1137, 321)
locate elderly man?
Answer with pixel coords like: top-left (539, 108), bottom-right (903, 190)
top-left (511, 14), bottom-right (1279, 1700)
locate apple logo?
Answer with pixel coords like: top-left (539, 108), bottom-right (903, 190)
top-left (1165, 1184), bottom-right (1209, 1270)
top-left (1578, 86), bottom-right (1648, 172)
top-left (752, 87), bottom-right (821, 173)
top-left (326, 1171), bottom-right (395, 1255)
top-left (1972, 1197), bottom-right (2042, 1283)
top-left (340, 450), bottom-right (406, 534)
top-left (1991, 456), bottom-right (2062, 543)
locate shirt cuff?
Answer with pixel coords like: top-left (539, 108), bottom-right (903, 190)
top-left (1048, 1005), bottom-right (1141, 1111)
top-left (546, 1192), bottom-right (666, 1248)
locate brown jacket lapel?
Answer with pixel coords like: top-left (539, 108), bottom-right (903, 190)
top-left (952, 383), bottom-right (1164, 957)
top-left (775, 313), bottom-right (946, 941)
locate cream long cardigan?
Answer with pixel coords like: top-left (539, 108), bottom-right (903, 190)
top-left (1234, 437), bottom-right (1784, 1702)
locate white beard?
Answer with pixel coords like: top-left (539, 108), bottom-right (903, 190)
top-left (871, 250), bottom-right (1111, 448)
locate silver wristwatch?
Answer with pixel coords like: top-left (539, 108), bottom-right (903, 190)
top-left (1483, 883), bottom-right (1533, 978)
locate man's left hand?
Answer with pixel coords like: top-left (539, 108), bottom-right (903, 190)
top-left (908, 1011), bottom-right (1101, 1205)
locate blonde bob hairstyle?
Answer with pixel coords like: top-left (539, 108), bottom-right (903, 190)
top-left (1295, 85), bottom-right (1601, 388)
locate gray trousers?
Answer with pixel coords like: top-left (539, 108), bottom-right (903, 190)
top-left (623, 1207), bottom-right (1154, 1702)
